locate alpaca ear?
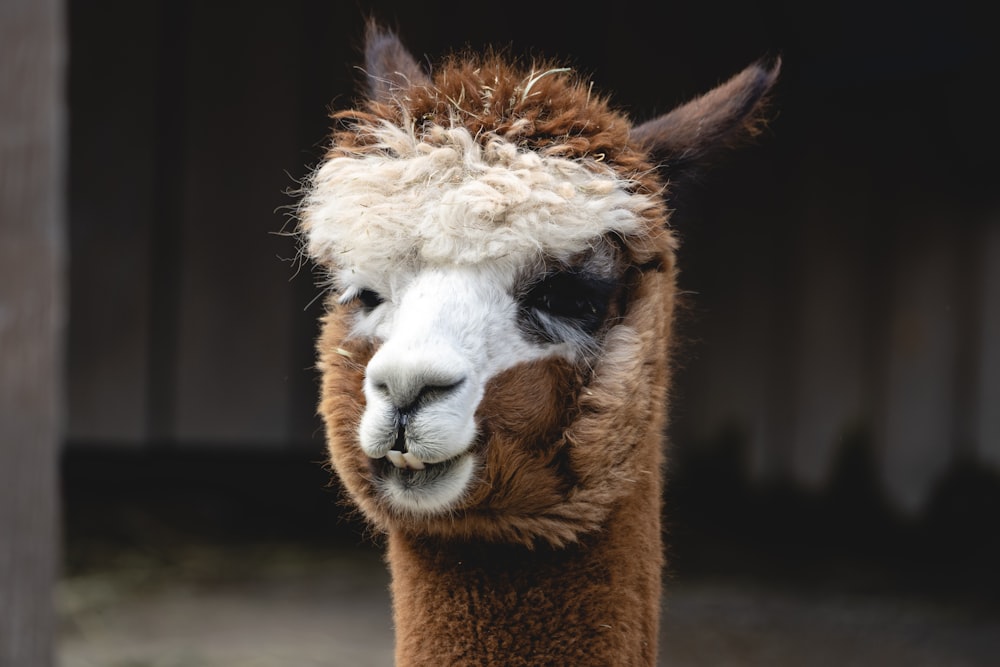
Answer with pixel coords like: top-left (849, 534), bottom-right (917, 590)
top-left (632, 58), bottom-right (780, 192)
top-left (363, 22), bottom-right (431, 102)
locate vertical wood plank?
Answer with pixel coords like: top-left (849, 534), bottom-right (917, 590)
top-left (975, 219), bottom-right (1000, 469)
top-left (65, 0), bottom-right (157, 444)
top-left (144, 0), bottom-right (191, 443)
top-left (171, 2), bottom-right (302, 443)
top-left (0, 0), bottom-right (65, 664)
top-left (789, 218), bottom-right (866, 488)
top-left (880, 219), bottom-right (960, 514)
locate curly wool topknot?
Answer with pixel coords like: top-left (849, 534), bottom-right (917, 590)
top-left (301, 120), bottom-right (663, 279)
top-left (328, 53), bottom-right (663, 189)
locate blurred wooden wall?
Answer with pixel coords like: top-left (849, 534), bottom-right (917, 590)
top-left (63, 0), bottom-right (999, 516)
top-left (65, 0), bottom-right (342, 446)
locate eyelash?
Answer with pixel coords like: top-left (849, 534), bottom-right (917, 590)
top-left (341, 287), bottom-right (385, 312)
top-left (356, 288), bottom-right (384, 310)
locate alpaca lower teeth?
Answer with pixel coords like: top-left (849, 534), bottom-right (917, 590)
top-left (386, 450), bottom-right (406, 468)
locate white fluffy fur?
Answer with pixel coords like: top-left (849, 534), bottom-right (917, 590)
top-left (301, 124), bottom-right (655, 277)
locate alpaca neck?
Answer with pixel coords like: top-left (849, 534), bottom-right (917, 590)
top-left (387, 494), bottom-right (663, 666)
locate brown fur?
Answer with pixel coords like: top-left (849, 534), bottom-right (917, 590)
top-left (306, 25), bottom-right (777, 666)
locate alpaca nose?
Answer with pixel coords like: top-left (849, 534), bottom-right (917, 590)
top-left (365, 350), bottom-right (468, 414)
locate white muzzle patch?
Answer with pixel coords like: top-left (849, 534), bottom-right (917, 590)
top-left (354, 267), bottom-right (551, 514)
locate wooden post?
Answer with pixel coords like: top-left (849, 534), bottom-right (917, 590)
top-left (0, 0), bottom-right (65, 665)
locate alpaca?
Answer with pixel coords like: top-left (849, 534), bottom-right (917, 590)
top-left (299, 24), bottom-right (778, 666)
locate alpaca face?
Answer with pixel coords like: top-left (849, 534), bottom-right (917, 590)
top-left (303, 124), bottom-right (656, 515)
top-left (300, 29), bottom-right (776, 545)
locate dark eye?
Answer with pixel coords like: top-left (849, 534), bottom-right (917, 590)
top-left (520, 270), bottom-right (616, 337)
top-left (355, 288), bottom-right (385, 312)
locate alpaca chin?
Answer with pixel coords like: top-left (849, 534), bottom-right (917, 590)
top-left (373, 452), bottom-right (478, 515)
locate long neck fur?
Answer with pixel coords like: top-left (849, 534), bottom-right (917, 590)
top-left (387, 455), bottom-right (663, 666)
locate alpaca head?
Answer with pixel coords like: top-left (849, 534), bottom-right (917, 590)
top-left (300, 26), bottom-right (778, 547)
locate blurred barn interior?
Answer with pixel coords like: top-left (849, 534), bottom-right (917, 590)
top-left (51, 0), bottom-right (1000, 663)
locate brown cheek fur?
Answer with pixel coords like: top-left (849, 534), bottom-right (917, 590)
top-left (462, 357), bottom-right (584, 513)
top-left (315, 303), bottom-right (380, 522)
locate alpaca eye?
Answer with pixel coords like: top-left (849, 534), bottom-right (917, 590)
top-left (355, 288), bottom-right (385, 312)
top-left (520, 271), bottom-right (615, 336)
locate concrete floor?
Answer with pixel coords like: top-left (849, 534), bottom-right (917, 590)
top-left (57, 542), bottom-right (999, 667)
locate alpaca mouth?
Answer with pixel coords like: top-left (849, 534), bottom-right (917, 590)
top-left (366, 418), bottom-right (475, 479)
top-left (370, 450), bottom-right (465, 483)
top-left (369, 450), bottom-right (476, 514)
top-left (361, 417), bottom-right (479, 513)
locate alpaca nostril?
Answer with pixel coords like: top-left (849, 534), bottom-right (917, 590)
top-left (394, 378), bottom-right (465, 415)
top-left (367, 365), bottom-right (467, 413)
top-left (414, 378), bottom-right (464, 406)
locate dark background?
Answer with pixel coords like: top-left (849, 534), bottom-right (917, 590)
top-left (63, 0), bottom-right (1000, 611)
